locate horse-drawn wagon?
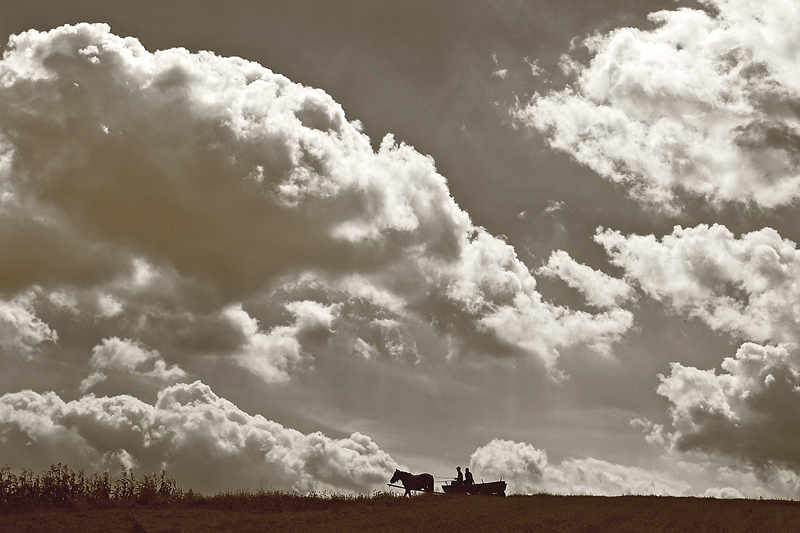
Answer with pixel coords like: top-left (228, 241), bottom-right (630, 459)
top-left (389, 469), bottom-right (506, 497)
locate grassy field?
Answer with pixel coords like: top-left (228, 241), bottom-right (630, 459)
top-left (4, 465), bottom-right (800, 532)
top-left (5, 492), bottom-right (800, 532)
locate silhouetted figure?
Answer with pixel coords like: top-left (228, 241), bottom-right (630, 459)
top-left (465, 468), bottom-right (474, 485)
top-left (390, 469), bottom-right (434, 496)
top-left (455, 466), bottom-right (463, 484)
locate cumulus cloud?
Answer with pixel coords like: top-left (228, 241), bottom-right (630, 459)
top-left (702, 486), bottom-right (744, 499)
top-left (597, 224), bottom-right (800, 343)
top-left (539, 250), bottom-right (634, 309)
top-left (0, 294), bottom-right (57, 354)
top-left (0, 381), bottom-right (397, 493)
top-left (0, 23), bottom-right (462, 296)
top-left (0, 23), bottom-right (632, 378)
top-left (609, 222), bottom-right (800, 485)
top-left (469, 439), bottom-right (690, 496)
top-left (657, 342), bottom-right (800, 474)
top-left (79, 337), bottom-right (187, 393)
top-left (430, 230), bottom-right (633, 372)
top-left (224, 301), bottom-right (336, 383)
top-left (517, 0), bottom-right (800, 209)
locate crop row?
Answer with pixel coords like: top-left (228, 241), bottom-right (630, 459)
top-left (0, 463), bottom-right (406, 512)
top-left (0, 463), bottom-right (181, 507)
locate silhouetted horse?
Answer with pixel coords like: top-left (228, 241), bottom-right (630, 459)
top-left (390, 469), bottom-right (434, 496)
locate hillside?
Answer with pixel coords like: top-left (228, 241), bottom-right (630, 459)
top-left (4, 493), bottom-right (800, 533)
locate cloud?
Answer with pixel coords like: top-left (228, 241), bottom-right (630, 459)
top-left (543, 200), bottom-right (565, 214)
top-left (524, 57), bottom-right (543, 78)
top-left (425, 229), bottom-right (633, 373)
top-left (657, 342), bottom-right (800, 474)
top-left (702, 486), bottom-right (744, 499)
top-left (78, 372), bottom-right (107, 394)
top-left (0, 23), bottom-right (632, 378)
top-left (596, 224), bottom-right (800, 343)
top-left (0, 294), bottom-right (57, 354)
top-left (491, 51), bottom-right (507, 79)
top-left (0, 381), bottom-right (397, 493)
top-left (224, 300), bottom-right (336, 383)
top-left (469, 439), bottom-right (690, 496)
top-left (539, 250), bottom-right (634, 309)
top-left (0, 23), bottom-right (465, 297)
top-left (517, 0), bottom-right (800, 210)
top-left (79, 337), bottom-right (187, 393)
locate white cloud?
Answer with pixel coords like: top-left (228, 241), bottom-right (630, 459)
top-left (0, 295), bottom-right (57, 353)
top-left (80, 337), bottom-right (187, 392)
top-left (78, 371), bottom-right (107, 394)
top-left (539, 250), bottom-right (634, 308)
top-left (702, 486), bottom-right (744, 499)
top-left (524, 57), bottom-right (543, 78)
top-left (427, 229), bottom-right (633, 373)
top-left (276, 281), bottom-right (423, 364)
top-left (96, 294), bottom-right (123, 318)
top-left (0, 23), bottom-right (637, 382)
top-left (517, 0), bottom-right (800, 210)
top-left (225, 301), bottom-right (336, 383)
top-left (469, 439), bottom-right (690, 496)
top-left (0, 381), bottom-right (397, 493)
top-left (657, 342), bottom-right (800, 473)
top-left (597, 224), bottom-right (800, 343)
top-left (0, 23), bottom-right (470, 300)
top-left (543, 200), bottom-right (565, 214)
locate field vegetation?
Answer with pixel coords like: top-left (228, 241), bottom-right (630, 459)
top-left (2, 464), bottom-right (800, 532)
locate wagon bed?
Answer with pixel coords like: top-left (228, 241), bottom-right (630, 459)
top-left (441, 480), bottom-right (506, 496)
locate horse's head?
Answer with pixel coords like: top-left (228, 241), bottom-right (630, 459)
top-left (390, 469), bottom-right (402, 484)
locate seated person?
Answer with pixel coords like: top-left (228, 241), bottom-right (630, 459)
top-left (464, 468), bottom-right (474, 485)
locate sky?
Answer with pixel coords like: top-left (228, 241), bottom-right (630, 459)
top-left (0, 0), bottom-right (799, 498)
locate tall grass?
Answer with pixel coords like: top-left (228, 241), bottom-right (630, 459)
top-left (0, 463), bottom-right (402, 512)
top-left (0, 463), bottom-right (181, 508)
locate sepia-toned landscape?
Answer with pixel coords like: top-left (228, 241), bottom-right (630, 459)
top-left (3, 465), bottom-right (800, 533)
top-left (2, 0), bottom-right (800, 508)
